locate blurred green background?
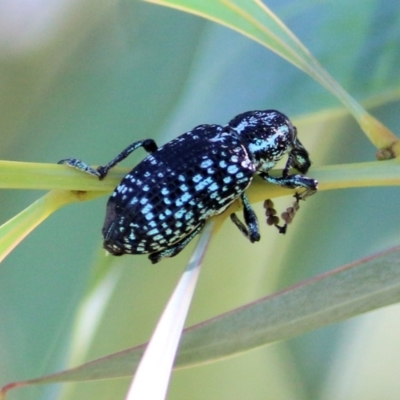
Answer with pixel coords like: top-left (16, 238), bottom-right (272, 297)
top-left (1, 0), bottom-right (400, 399)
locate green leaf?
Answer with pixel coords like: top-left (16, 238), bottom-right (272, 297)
top-left (0, 161), bottom-right (123, 191)
top-left (126, 221), bottom-right (213, 400)
top-left (0, 158), bottom-right (397, 265)
top-left (5, 243), bottom-right (400, 390)
top-left (144, 0), bottom-right (398, 149)
top-left (0, 190), bottom-right (105, 264)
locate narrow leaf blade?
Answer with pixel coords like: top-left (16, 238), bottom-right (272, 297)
top-left (0, 190), bottom-right (105, 264)
top-left (144, 0), bottom-right (398, 149)
top-left (4, 243), bottom-right (400, 391)
top-left (126, 221), bottom-right (213, 400)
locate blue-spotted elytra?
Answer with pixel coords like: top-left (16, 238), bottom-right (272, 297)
top-left (59, 110), bottom-right (318, 264)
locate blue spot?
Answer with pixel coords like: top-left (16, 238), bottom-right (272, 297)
top-left (145, 212), bottom-right (155, 220)
top-left (200, 159), bottom-right (213, 168)
top-left (208, 182), bottom-right (219, 191)
top-left (193, 174), bottom-right (202, 183)
top-left (227, 165), bottom-right (239, 174)
top-left (174, 209), bottom-right (186, 219)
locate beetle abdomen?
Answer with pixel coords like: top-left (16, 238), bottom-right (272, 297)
top-left (103, 124), bottom-right (255, 255)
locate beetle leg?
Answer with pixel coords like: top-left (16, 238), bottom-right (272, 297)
top-left (57, 158), bottom-right (101, 177)
top-left (148, 222), bottom-right (205, 264)
top-left (58, 139), bottom-right (158, 180)
top-left (230, 193), bottom-right (260, 243)
top-left (259, 172), bottom-right (318, 199)
top-left (97, 139), bottom-right (158, 179)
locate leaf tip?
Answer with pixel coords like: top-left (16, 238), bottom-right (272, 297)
top-left (376, 140), bottom-right (400, 160)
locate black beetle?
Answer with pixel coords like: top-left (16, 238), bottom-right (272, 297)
top-left (59, 110), bottom-right (317, 263)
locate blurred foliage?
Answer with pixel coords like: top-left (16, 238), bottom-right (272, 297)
top-left (0, 0), bottom-right (400, 399)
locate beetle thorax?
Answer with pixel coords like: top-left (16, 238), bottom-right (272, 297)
top-left (227, 109), bottom-right (295, 173)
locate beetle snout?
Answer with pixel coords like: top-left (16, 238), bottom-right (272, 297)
top-left (290, 137), bottom-right (312, 174)
top-left (290, 148), bottom-right (311, 174)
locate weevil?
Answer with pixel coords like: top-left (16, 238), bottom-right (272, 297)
top-left (59, 110), bottom-right (317, 264)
